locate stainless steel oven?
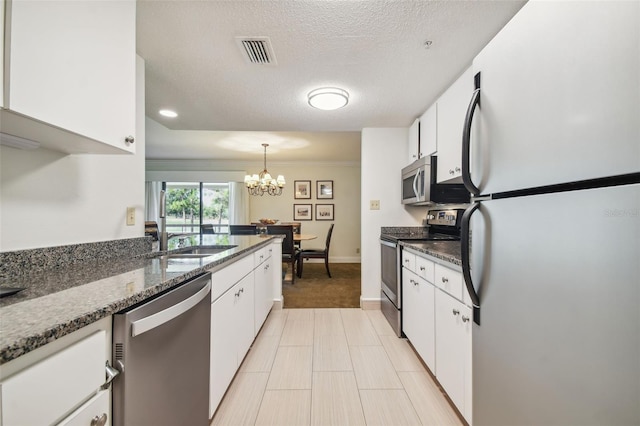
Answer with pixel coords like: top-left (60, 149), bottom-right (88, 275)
top-left (380, 207), bottom-right (466, 337)
top-left (380, 238), bottom-right (401, 336)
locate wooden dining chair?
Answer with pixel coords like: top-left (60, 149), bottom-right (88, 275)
top-left (297, 224), bottom-right (334, 278)
top-left (266, 225), bottom-right (301, 284)
top-left (229, 225), bottom-right (258, 235)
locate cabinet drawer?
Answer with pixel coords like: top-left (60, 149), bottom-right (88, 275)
top-left (58, 389), bottom-right (110, 426)
top-left (210, 255), bottom-right (253, 302)
top-left (401, 250), bottom-right (416, 273)
top-left (253, 246), bottom-right (271, 267)
top-left (0, 331), bottom-right (106, 426)
top-left (415, 256), bottom-right (435, 283)
top-left (435, 264), bottom-right (463, 300)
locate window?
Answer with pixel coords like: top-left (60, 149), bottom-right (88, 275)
top-left (164, 182), bottom-right (229, 235)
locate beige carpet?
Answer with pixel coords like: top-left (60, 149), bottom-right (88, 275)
top-left (282, 263), bottom-right (361, 309)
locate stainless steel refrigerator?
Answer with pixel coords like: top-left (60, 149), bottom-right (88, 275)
top-left (459, 2), bottom-right (639, 425)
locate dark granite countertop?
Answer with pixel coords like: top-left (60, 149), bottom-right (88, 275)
top-left (0, 235), bottom-right (276, 364)
top-left (399, 240), bottom-right (462, 267)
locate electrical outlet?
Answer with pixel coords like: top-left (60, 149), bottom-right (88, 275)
top-left (356, 248), bottom-right (360, 254)
top-left (370, 200), bottom-right (380, 210)
top-left (126, 207), bottom-right (135, 226)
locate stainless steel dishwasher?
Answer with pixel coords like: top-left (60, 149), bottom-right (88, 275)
top-left (112, 273), bottom-right (211, 426)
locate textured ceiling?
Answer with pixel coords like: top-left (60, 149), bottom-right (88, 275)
top-left (137, 0), bottom-right (526, 160)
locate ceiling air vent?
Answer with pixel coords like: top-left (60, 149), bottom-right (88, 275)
top-left (235, 37), bottom-right (277, 65)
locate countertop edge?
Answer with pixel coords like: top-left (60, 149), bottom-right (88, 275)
top-left (0, 237), bottom-right (275, 364)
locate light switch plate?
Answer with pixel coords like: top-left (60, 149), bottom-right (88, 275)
top-left (369, 200), bottom-right (380, 210)
top-left (126, 207), bottom-right (135, 226)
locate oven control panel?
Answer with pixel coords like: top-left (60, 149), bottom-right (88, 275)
top-left (426, 209), bottom-right (462, 227)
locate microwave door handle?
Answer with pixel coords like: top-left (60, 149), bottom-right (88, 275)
top-left (413, 169), bottom-right (421, 198)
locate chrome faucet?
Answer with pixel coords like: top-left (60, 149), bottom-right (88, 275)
top-left (159, 190), bottom-right (168, 251)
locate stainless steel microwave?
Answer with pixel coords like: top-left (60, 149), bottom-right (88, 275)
top-left (402, 156), bottom-right (471, 205)
top-left (401, 157), bottom-right (431, 205)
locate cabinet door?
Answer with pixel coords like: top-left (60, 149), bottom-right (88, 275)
top-left (435, 291), bottom-right (472, 420)
top-left (7, 0), bottom-right (136, 153)
top-left (436, 67), bottom-right (473, 183)
top-left (254, 256), bottom-right (274, 335)
top-left (403, 269), bottom-right (435, 372)
top-left (407, 118), bottom-right (420, 163)
top-left (419, 104), bottom-right (437, 157)
top-left (210, 286), bottom-right (238, 417)
top-left (58, 390), bottom-right (110, 426)
top-left (235, 273), bottom-right (255, 364)
top-left (435, 291), bottom-right (465, 414)
top-left (0, 331), bottom-right (106, 425)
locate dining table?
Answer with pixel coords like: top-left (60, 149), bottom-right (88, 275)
top-left (294, 233), bottom-right (317, 242)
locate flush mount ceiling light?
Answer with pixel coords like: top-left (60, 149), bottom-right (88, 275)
top-left (307, 87), bottom-right (349, 110)
top-left (159, 109), bottom-right (178, 118)
top-left (244, 143), bottom-right (285, 196)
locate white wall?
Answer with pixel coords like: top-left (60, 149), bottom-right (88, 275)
top-left (0, 56), bottom-right (146, 251)
top-left (360, 128), bottom-right (426, 304)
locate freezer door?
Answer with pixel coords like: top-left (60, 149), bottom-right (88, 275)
top-left (469, 1), bottom-right (639, 195)
top-left (470, 184), bottom-right (639, 425)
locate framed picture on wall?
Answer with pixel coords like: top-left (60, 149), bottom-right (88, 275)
top-left (317, 180), bottom-right (333, 199)
top-left (294, 180), bottom-right (312, 199)
top-left (293, 204), bottom-right (313, 221)
top-left (316, 204), bottom-right (334, 221)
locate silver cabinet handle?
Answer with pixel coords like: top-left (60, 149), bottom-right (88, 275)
top-left (125, 135), bottom-right (135, 144)
top-left (442, 277), bottom-right (449, 283)
top-left (131, 280), bottom-right (211, 337)
top-left (449, 169), bottom-right (455, 175)
top-left (240, 288), bottom-right (244, 293)
top-left (91, 413), bottom-right (108, 426)
top-left (455, 166), bottom-right (461, 172)
top-left (462, 316), bottom-right (470, 323)
top-left (234, 291), bottom-right (240, 297)
top-left (452, 309), bottom-right (460, 316)
top-left (404, 258), bottom-right (409, 263)
top-left (419, 266), bottom-right (425, 271)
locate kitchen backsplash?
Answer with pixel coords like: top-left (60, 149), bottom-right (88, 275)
top-left (0, 237), bottom-right (152, 278)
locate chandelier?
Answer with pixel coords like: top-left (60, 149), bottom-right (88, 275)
top-left (244, 143), bottom-right (286, 196)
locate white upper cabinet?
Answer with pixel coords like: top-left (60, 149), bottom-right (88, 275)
top-left (436, 67), bottom-right (473, 183)
top-left (407, 117), bottom-right (420, 164)
top-left (1, 0), bottom-right (136, 154)
top-left (419, 103), bottom-right (437, 158)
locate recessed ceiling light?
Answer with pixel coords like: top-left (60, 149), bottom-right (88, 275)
top-left (307, 87), bottom-right (349, 110)
top-left (159, 109), bottom-right (178, 118)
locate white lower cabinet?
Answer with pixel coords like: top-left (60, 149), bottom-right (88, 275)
top-left (209, 243), bottom-right (280, 418)
top-left (58, 390), bottom-right (110, 426)
top-left (210, 272), bottom-right (254, 418)
top-left (254, 245), bottom-right (275, 334)
top-left (0, 320), bottom-right (111, 426)
top-left (435, 290), bottom-right (472, 423)
top-left (401, 248), bottom-right (472, 424)
top-left (402, 268), bottom-right (436, 371)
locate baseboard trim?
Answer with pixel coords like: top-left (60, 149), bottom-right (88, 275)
top-left (360, 298), bottom-right (381, 310)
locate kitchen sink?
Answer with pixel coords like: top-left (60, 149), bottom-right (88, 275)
top-left (179, 246), bottom-right (237, 255)
top-left (154, 246), bottom-right (237, 261)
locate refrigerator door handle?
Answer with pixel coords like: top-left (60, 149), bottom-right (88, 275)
top-left (131, 279), bottom-right (211, 337)
top-left (462, 84), bottom-right (481, 196)
top-left (462, 203), bottom-right (481, 324)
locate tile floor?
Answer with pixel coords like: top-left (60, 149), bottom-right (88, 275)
top-left (211, 308), bottom-right (463, 426)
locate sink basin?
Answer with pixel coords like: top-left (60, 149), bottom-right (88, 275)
top-left (178, 246), bottom-right (236, 255)
top-left (154, 246), bottom-right (237, 261)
